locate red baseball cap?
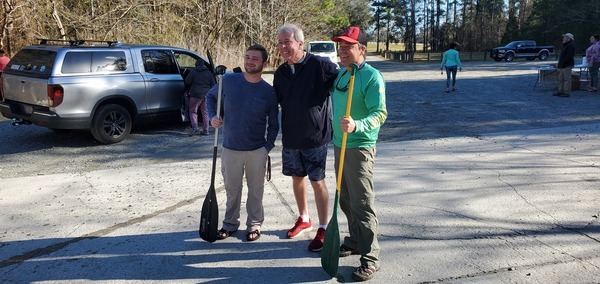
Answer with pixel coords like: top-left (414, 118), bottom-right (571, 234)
top-left (333, 26), bottom-right (368, 45)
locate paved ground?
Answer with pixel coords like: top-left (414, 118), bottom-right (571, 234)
top-left (1, 56), bottom-right (599, 283)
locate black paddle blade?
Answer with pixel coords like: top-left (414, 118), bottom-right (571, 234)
top-left (199, 185), bottom-right (218, 242)
top-left (321, 191), bottom-right (341, 277)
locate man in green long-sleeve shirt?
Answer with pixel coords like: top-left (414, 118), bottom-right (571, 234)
top-left (331, 26), bottom-right (387, 282)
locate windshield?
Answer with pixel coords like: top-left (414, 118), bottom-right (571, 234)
top-left (309, 42), bottom-right (335, 53)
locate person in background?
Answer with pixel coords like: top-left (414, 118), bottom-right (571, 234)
top-left (331, 26), bottom-right (387, 282)
top-left (585, 34), bottom-right (600, 92)
top-left (185, 60), bottom-right (215, 136)
top-left (440, 42), bottom-right (462, 93)
top-left (554, 33), bottom-right (575, 98)
top-left (0, 50), bottom-right (10, 72)
top-left (206, 44), bottom-right (279, 242)
top-left (273, 23), bottom-right (339, 252)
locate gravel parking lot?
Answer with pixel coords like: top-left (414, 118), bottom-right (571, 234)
top-left (1, 55), bottom-right (599, 283)
top-left (2, 55), bottom-right (599, 178)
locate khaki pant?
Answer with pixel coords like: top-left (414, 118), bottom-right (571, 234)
top-left (334, 146), bottom-right (380, 268)
top-left (221, 147), bottom-right (268, 232)
top-left (558, 67), bottom-right (572, 94)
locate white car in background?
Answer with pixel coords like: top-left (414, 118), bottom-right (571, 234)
top-left (307, 41), bottom-right (338, 67)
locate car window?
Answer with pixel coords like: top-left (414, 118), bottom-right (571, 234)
top-left (310, 43), bottom-right (335, 53)
top-left (62, 52), bottom-right (91, 73)
top-left (61, 51), bottom-right (128, 74)
top-left (173, 52), bottom-right (198, 69)
top-left (2, 49), bottom-right (56, 78)
top-left (93, 52), bottom-right (128, 72)
top-left (142, 50), bottom-right (179, 74)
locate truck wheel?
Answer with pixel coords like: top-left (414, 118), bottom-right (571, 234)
top-left (539, 51), bottom-right (549, 61)
top-left (504, 53), bottom-right (514, 62)
top-left (90, 104), bottom-right (132, 144)
top-left (493, 57), bottom-right (502, 62)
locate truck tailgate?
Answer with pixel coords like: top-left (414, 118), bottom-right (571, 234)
top-left (3, 74), bottom-right (49, 107)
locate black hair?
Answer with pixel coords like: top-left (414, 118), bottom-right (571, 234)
top-left (247, 44), bottom-right (268, 63)
top-left (593, 34), bottom-right (600, 41)
top-left (449, 42), bottom-right (459, 49)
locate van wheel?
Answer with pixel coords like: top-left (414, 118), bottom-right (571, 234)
top-left (90, 104), bottom-right (132, 144)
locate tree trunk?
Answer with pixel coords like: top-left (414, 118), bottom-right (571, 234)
top-left (50, 0), bottom-right (66, 40)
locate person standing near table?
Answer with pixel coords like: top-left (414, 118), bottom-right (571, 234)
top-left (273, 23), bottom-right (338, 251)
top-left (585, 34), bottom-right (600, 92)
top-left (331, 26), bottom-right (387, 282)
top-left (206, 44), bottom-right (279, 242)
top-left (555, 33), bottom-right (575, 98)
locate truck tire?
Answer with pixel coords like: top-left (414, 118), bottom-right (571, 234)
top-left (538, 51), bottom-right (549, 61)
top-left (90, 104), bottom-right (132, 144)
top-left (504, 53), bottom-right (515, 62)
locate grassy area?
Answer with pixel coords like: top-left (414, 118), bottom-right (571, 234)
top-left (367, 41), bottom-right (490, 62)
top-left (367, 42), bottom-right (423, 53)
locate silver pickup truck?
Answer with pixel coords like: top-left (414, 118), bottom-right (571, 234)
top-left (0, 39), bottom-right (210, 144)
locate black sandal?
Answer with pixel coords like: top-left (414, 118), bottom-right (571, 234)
top-left (246, 230), bottom-right (261, 242)
top-left (217, 228), bottom-right (237, 240)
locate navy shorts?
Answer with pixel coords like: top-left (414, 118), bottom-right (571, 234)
top-left (282, 145), bottom-right (328, 181)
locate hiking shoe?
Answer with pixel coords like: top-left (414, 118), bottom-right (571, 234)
top-left (189, 128), bottom-right (199, 137)
top-left (352, 264), bottom-right (380, 282)
top-left (559, 93), bottom-right (570, 97)
top-left (552, 92), bottom-right (563, 96)
top-left (308, 228), bottom-right (325, 252)
top-left (286, 217), bottom-right (312, 239)
top-left (339, 244), bottom-right (359, 257)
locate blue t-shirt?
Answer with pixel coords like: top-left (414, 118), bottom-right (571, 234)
top-left (206, 73), bottom-right (279, 151)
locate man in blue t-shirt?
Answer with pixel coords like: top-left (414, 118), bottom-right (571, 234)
top-left (206, 44), bottom-right (279, 242)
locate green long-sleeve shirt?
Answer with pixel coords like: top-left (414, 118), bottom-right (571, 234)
top-left (332, 62), bottom-right (387, 149)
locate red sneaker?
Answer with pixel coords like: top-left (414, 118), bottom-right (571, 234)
top-left (308, 228), bottom-right (326, 251)
top-left (286, 217), bottom-right (312, 239)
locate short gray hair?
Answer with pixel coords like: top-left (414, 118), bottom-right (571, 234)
top-left (277, 24), bottom-right (304, 42)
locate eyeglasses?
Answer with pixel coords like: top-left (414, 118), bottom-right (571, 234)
top-left (335, 70), bottom-right (349, 92)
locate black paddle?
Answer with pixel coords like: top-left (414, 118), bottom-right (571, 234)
top-left (321, 62), bottom-right (358, 277)
top-left (199, 65), bottom-right (227, 242)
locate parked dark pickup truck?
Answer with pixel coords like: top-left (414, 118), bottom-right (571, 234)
top-left (490, 40), bottom-right (555, 62)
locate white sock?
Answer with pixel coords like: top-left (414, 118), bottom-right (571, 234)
top-left (300, 215), bottom-right (310, 223)
top-left (319, 225), bottom-right (327, 229)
